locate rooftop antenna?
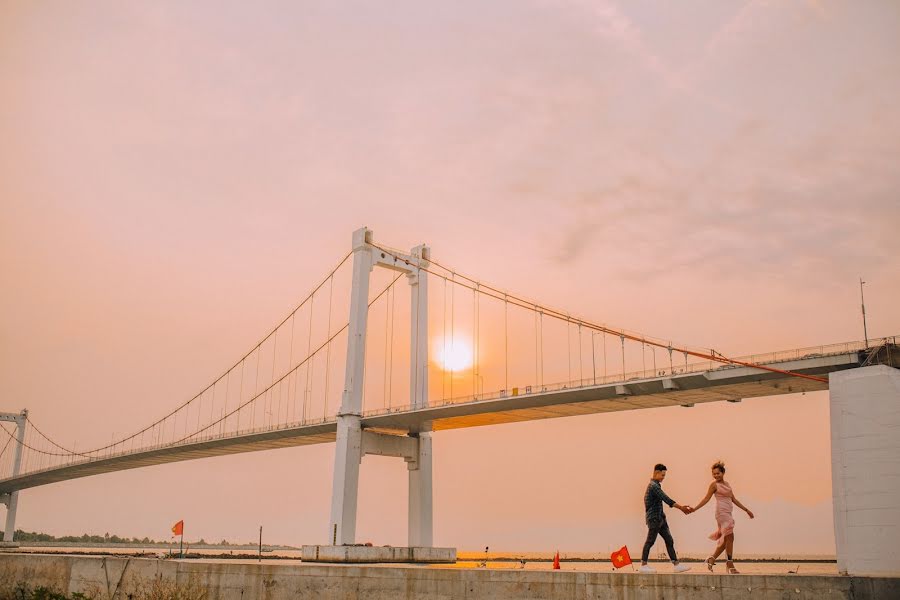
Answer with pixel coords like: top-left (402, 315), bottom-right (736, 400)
top-left (860, 278), bottom-right (869, 349)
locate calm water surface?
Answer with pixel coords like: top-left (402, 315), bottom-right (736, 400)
top-left (19, 546), bottom-right (837, 575)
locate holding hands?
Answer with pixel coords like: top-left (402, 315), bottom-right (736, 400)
top-left (675, 503), bottom-right (694, 515)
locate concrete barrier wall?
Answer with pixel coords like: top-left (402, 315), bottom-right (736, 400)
top-left (2, 554), bottom-right (899, 600)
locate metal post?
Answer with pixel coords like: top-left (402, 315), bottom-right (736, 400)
top-left (860, 278), bottom-right (869, 349)
top-left (591, 333), bottom-right (597, 385)
top-left (3, 410), bottom-right (27, 543)
top-left (328, 228), bottom-right (372, 545)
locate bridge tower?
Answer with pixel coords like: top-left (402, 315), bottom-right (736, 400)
top-left (329, 227), bottom-right (433, 547)
top-left (0, 410), bottom-right (27, 544)
top-left (830, 365), bottom-right (900, 576)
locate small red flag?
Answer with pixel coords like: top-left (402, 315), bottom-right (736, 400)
top-left (171, 520), bottom-right (184, 536)
top-left (552, 551), bottom-right (561, 570)
top-left (611, 545), bottom-right (632, 569)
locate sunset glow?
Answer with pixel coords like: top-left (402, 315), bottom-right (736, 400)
top-left (4, 0), bottom-right (900, 559)
top-left (437, 339), bottom-right (473, 372)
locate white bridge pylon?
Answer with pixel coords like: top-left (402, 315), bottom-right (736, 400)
top-left (0, 410), bottom-right (26, 543)
top-left (330, 227), bottom-right (432, 546)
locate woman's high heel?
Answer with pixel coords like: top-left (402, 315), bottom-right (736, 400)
top-left (726, 560), bottom-right (739, 574)
top-left (705, 557), bottom-right (715, 572)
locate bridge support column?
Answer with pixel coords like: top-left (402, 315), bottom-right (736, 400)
top-left (407, 243), bottom-right (432, 547)
top-left (0, 410), bottom-right (26, 543)
top-left (328, 228), bottom-right (372, 546)
top-left (329, 228), bottom-right (435, 547)
top-left (830, 365), bottom-right (900, 576)
top-left (329, 415), bottom-right (362, 545)
top-left (408, 432), bottom-right (433, 547)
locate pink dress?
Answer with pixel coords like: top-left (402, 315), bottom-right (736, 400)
top-left (708, 481), bottom-right (735, 541)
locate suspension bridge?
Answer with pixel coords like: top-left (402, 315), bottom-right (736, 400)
top-left (1, 228), bottom-right (897, 561)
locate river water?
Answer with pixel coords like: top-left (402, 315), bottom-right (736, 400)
top-left (16, 546), bottom-right (837, 575)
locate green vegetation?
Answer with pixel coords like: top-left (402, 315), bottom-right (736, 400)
top-left (127, 576), bottom-right (206, 600)
top-left (13, 530), bottom-right (294, 550)
top-left (0, 583), bottom-right (92, 600)
top-left (12, 531), bottom-right (219, 546)
top-left (13, 531), bottom-right (165, 545)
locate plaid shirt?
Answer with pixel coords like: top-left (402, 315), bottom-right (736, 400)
top-left (644, 480), bottom-right (676, 525)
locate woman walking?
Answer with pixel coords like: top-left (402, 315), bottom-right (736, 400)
top-left (691, 461), bottom-right (754, 574)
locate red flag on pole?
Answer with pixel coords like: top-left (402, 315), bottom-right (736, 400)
top-left (552, 551), bottom-right (561, 570)
top-left (171, 520), bottom-right (184, 536)
top-left (611, 545), bottom-right (632, 569)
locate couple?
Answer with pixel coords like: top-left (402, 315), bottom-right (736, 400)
top-left (640, 461), bottom-right (754, 574)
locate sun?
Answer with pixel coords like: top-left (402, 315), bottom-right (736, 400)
top-left (437, 339), bottom-right (473, 372)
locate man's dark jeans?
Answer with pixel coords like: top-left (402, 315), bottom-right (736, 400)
top-left (641, 519), bottom-right (678, 563)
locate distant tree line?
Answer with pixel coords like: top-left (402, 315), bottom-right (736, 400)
top-left (13, 530), bottom-right (217, 545)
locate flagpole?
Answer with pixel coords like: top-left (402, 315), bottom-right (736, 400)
top-left (180, 524), bottom-right (184, 559)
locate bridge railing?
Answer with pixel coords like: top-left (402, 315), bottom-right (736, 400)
top-left (362, 337), bottom-right (886, 418)
top-left (8, 413), bottom-right (341, 480)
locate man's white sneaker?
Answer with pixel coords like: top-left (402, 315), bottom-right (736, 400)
top-left (673, 563), bottom-right (691, 573)
top-left (639, 565), bottom-right (657, 574)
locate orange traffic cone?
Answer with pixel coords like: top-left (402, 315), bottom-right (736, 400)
top-left (553, 551), bottom-right (561, 570)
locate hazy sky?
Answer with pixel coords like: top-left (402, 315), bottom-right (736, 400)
top-left (2, 1), bottom-right (899, 555)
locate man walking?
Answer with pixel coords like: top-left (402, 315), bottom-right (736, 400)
top-left (640, 463), bottom-right (692, 574)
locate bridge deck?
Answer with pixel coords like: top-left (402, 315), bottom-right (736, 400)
top-left (0, 350), bottom-right (867, 494)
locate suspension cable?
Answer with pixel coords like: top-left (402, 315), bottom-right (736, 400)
top-left (369, 243), bottom-right (828, 384)
top-left (22, 251), bottom-right (355, 458)
top-left (0, 425), bottom-right (14, 459)
top-left (383, 284), bottom-right (391, 410)
top-left (25, 417), bottom-right (77, 454)
top-left (0, 423), bottom-right (66, 457)
top-left (13, 273), bottom-right (402, 460)
top-left (324, 273), bottom-right (335, 419)
top-left (171, 273), bottom-right (402, 445)
top-left (388, 278), bottom-right (395, 409)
